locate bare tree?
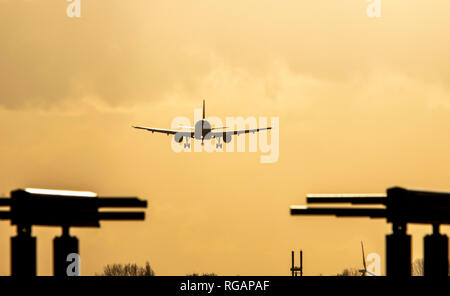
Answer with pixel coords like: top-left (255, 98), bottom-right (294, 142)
top-left (412, 258), bottom-right (424, 276)
top-left (99, 262), bottom-right (155, 276)
top-left (186, 273), bottom-right (217, 276)
top-left (412, 258), bottom-right (450, 276)
top-left (337, 268), bottom-right (360, 276)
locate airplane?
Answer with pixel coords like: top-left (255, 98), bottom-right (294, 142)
top-left (132, 100), bottom-right (272, 149)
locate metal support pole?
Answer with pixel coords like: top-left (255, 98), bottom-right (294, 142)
top-left (11, 225), bottom-right (36, 277)
top-left (424, 224), bottom-right (448, 277)
top-left (291, 251), bottom-right (294, 276)
top-left (53, 226), bottom-right (79, 276)
top-left (386, 222), bottom-right (411, 277)
top-left (300, 250), bottom-right (303, 276)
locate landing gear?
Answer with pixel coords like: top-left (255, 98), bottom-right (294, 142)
top-left (216, 137), bottom-right (223, 149)
top-left (184, 137), bottom-right (191, 149)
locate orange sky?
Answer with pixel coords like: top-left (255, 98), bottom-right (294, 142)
top-left (0, 1), bottom-right (450, 275)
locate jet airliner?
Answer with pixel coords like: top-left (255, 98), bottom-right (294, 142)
top-left (132, 100), bottom-right (272, 148)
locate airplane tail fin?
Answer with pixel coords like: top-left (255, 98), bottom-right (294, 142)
top-left (202, 100), bottom-right (205, 120)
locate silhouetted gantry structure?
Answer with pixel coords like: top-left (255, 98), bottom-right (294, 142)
top-left (290, 187), bottom-right (450, 277)
top-left (0, 188), bottom-right (147, 276)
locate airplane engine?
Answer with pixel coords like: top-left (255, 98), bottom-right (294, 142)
top-left (204, 132), bottom-right (213, 140)
top-left (223, 133), bottom-right (232, 143)
top-left (174, 134), bottom-right (183, 143)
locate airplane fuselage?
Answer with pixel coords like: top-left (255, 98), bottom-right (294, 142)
top-left (194, 119), bottom-right (212, 140)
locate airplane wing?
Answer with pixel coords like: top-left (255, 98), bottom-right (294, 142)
top-left (132, 126), bottom-right (194, 136)
top-left (211, 127), bottom-right (272, 137)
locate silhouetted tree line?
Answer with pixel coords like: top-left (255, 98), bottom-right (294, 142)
top-left (336, 268), bottom-right (360, 276)
top-left (412, 258), bottom-right (424, 276)
top-left (412, 258), bottom-right (450, 276)
top-left (97, 262), bottom-right (220, 276)
top-left (98, 262), bottom-right (155, 276)
top-left (337, 259), bottom-right (450, 276)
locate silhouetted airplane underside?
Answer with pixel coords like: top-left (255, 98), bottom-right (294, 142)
top-left (132, 100), bottom-right (272, 148)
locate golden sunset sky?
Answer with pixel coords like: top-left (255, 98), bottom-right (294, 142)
top-left (0, 0), bottom-right (449, 275)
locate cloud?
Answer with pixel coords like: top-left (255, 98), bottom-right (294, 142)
top-left (0, 1), bottom-right (213, 109)
top-left (0, 0), bottom-right (450, 111)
